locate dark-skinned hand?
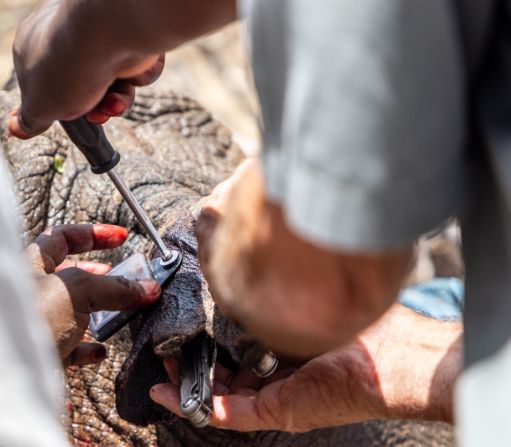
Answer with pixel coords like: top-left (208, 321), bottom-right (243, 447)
top-left (8, 0), bottom-right (236, 140)
top-left (25, 224), bottom-right (161, 366)
top-left (8, 0), bottom-right (164, 139)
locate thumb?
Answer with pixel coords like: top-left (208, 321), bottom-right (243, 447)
top-left (55, 267), bottom-right (161, 313)
top-left (8, 108), bottom-right (52, 140)
top-left (149, 383), bottom-right (280, 432)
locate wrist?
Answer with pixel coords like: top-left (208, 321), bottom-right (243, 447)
top-left (361, 305), bottom-right (462, 423)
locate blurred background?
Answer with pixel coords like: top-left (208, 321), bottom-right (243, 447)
top-left (0, 0), bottom-right (261, 155)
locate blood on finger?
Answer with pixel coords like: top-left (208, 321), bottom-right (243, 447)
top-left (86, 112), bottom-right (110, 124)
top-left (91, 225), bottom-right (128, 249)
top-left (100, 94), bottom-right (128, 117)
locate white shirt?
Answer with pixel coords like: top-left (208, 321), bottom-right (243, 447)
top-left (0, 156), bottom-right (67, 447)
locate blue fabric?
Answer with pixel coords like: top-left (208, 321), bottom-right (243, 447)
top-left (399, 278), bottom-right (464, 321)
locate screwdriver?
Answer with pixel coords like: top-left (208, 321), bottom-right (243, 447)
top-left (59, 117), bottom-right (172, 261)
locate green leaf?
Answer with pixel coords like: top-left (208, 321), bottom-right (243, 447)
top-left (54, 155), bottom-right (64, 175)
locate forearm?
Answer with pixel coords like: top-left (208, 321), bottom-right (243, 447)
top-left (361, 305), bottom-right (462, 423)
top-left (65, 0), bottom-right (236, 61)
top-left (201, 161), bottom-right (413, 357)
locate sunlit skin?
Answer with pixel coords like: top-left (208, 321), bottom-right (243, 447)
top-left (148, 161), bottom-right (461, 432)
top-left (150, 304), bottom-right (461, 432)
top-left (196, 161), bottom-right (413, 357)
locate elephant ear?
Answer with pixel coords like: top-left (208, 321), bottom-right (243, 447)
top-left (115, 214), bottom-right (209, 426)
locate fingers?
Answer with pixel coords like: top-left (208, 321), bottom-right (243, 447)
top-left (199, 159), bottom-right (259, 217)
top-left (27, 224), bottom-right (128, 273)
top-left (149, 384), bottom-right (276, 432)
top-left (63, 342), bottom-right (107, 366)
top-left (150, 383), bottom-right (183, 416)
top-left (86, 54), bottom-right (164, 124)
top-left (55, 259), bottom-right (112, 275)
top-left (210, 394), bottom-right (267, 431)
top-left (211, 362), bottom-right (263, 395)
top-left (162, 359), bottom-right (240, 396)
top-left (8, 108), bottom-right (51, 139)
top-left (151, 359), bottom-right (283, 431)
top-left (213, 362), bottom-right (233, 387)
top-left (86, 80), bottom-right (135, 124)
top-left (229, 368), bottom-right (263, 392)
top-left (127, 53), bottom-right (165, 86)
top-left (160, 358), bottom-right (237, 405)
top-left (262, 367), bottom-right (297, 385)
top-left (10, 53), bottom-right (162, 137)
top-left (55, 267), bottom-right (160, 313)
top-left (196, 207), bottom-right (221, 270)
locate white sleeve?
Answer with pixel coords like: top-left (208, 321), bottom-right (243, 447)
top-left (456, 338), bottom-right (511, 446)
top-left (0, 157), bottom-right (68, 447)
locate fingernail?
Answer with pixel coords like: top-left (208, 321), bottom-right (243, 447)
top-left (85, 112), bottom-right (109, 124)
top-left (139, 279), bottom-right (160, 297)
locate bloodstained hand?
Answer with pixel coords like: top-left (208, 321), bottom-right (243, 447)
top-left (26, 224), bottom-right (161, 366)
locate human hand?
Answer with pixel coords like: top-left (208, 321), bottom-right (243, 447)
top-left (150, 305), bottom-right (461, 432)
top-left (8, 0), bottom-right (164, 139)
top-left (151, 349), bottom-right (386, 432)
top-left (26, 224), bottom-right (161, 365)
top-left (196, 159), bottom-right (412, 357)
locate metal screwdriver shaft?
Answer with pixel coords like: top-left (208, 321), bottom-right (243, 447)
top-left (107, 168), bottom-right (172, 261)
top-left (60, 118), bottom-right (172, 261)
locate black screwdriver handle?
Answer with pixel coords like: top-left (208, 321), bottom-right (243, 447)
top-left (60, 118), bottom-right (120, 174)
